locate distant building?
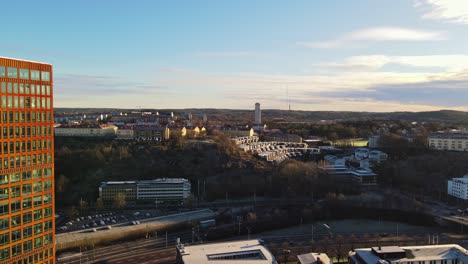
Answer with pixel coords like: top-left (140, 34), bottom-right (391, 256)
top-left (297, 252), bottom-right (332, 264)
top-left (429, 133), bottom-right (468, 151)
top-left (134, 125), bottom-right (170, 141)
top-left (265, 132), bottom-right (303, 143)
top-left (353, 148), bottom-right (388, 163)
top-left (99, 178), bottom-right (191, 205)
top-left (448, 175), bottom-right (468, 200)
top-left (176, 239), bottom-right (277, 264)
top-left (98, 181), bottom-right (137, 202)
top-left (255, 102), bottom-right (261, 125)
top-left (116, 126), bottom-right (135, 140)
top-left (55, 124), bottom-right (117, 137)
top-left (349, 245), bottom-right (468, 264)
top-left (221, 127), bottom-right (254, 137)
top-left (321, 164), bottom-right (377, 187)
top-left (368, 135), bottom-right (380, 148)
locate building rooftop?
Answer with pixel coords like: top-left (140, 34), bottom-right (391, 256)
top-left (297, 252), bottom-right (331, 264)
top-left (351, 245), bottom-right (468, 264)
top-left (0, 56), bottom-right (52, 65)
top-left (429, 133), bottom-right (468, 140)
top-left (100, 178), bottom-right (189, 188)
top-left (450, 176), bottom-right (468, 184)
top-left (177, 239), bottom-right (276, 264)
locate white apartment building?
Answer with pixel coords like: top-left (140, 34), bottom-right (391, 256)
top-left (448, 175), bottom-right (468, 200)
top-left (349, 245), bottom-right (468, 264)
top-left (429, 134), bottom-right (468, 151)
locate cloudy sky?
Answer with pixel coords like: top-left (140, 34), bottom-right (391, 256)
top-left (3, 0), bottom-right (468, 111)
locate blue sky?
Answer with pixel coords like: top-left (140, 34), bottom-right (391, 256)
top-left (3, 0), bottom-right (468, 111)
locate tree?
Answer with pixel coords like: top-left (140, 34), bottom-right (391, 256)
top-left (96, 198), bottom-right (104, 211)
top-left (65, 206), bottom-right (79, 219)
top-left (113, 192), bottom-right (126, 210)
top-left (56, 174), bottom-right (69, 193)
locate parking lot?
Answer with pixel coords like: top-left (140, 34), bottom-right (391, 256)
top-left (56, 211), bottom-right (160, 233)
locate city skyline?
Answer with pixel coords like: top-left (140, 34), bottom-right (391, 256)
top-left (3, 0), bottom-right (468, 111)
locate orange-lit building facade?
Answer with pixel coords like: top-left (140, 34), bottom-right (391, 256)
top-left (0, 58), bottom-right (54, 264)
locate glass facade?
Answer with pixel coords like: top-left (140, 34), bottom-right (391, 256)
top-left (0, 57), bottom-right (54, 264)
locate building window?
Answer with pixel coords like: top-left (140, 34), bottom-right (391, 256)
top-left (0, 203), bottom-right (8, 216)
top-left (23, 226), bottom-right (32, 238)
top-left (11, 214), bottom-right (20, 227)
top-left (31, 70), bottom-right (40, 81)
top-left (0, 247), bottom-right (9, 261)
top-left (41, 71), bottom-right (50, 82)
top-left (0, 67), bottom-right (5, 77)
top-left (20, 69), bottom-right (29, 79)
top-left (12, 244), bottom-right (21, 256)
top-left (7, 67), bottom-right (17, 78)
top-left (23, 240), bottom-right (32, 252)
top-left (0, 218), bottom-right (8, 231)
top-left (11, 230), bottom-right (20, 242)
top-left (22, 198), bottom-right (32, 209)
top-left (34, 223), bottom-right (42, 235)
top-left (0, 232), bottom-right (9, 245)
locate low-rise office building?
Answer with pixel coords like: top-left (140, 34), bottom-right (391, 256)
top-left (321, 165), bottom-right (377, 188)
top-left (99, 178), bottom-right (191, 205)
top-left (349, 245), bottom-right (468, 264)
top-left (448, 175), bottom-right (468, 200)
top-left (176, 239), bottom-right (277, 264)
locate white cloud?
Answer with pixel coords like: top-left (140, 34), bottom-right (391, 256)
top-left (415, 0), bottom-right (468, 24)
top-left (299, 27), bottom-right (445, 49)
top-left (316, 54), bottom-right (468, 73)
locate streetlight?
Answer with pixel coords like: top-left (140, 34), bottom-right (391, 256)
top-left (323, 224), bottom-right (333, 239)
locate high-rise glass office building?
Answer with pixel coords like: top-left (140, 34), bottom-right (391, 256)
top-left (0, 57), bottom-right (54, 264)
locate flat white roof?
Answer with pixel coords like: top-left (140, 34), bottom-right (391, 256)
top-left (0, 56), bottom-right (52, 65)
top-left (178, 239), bottom-right (276, 264)
top-left (297, 252), bottom-right (331, 264)
top-left (351, 244), bottom-right (468, 264)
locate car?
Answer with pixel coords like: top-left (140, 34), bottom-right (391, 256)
top-left (111, 220), bottom-right (116, 224)
top-left (379, 233), bottom-right (389, 237)
top-left (106, 225), bottom-right (112, 230)
top-left (92, 228), bottom-right (97, 232)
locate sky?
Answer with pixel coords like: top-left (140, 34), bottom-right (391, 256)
top-left (3, 0), bottom-right (468, 112)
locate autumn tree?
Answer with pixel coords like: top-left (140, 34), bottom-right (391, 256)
top-left (113, 192), bottom-right (126, 210)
